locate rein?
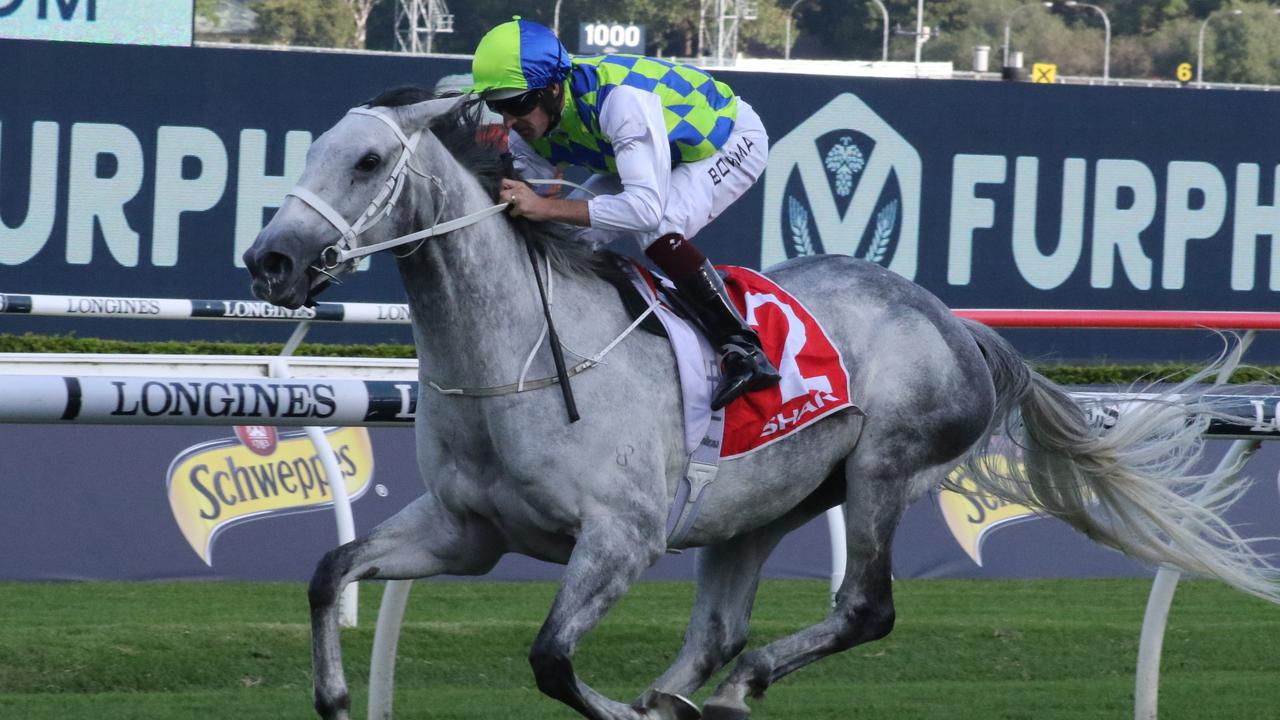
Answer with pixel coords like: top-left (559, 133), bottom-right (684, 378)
top-left (321, 176), bottom-right (592, 267)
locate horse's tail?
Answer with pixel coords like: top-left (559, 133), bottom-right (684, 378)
top-left (957, 319), bottom-right (1280, 603)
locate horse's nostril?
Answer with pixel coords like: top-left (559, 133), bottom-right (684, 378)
top-left (261, 252), bottom-right (293, 278)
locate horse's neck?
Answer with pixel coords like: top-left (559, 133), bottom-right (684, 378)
top-left (396, 170), bottom-right (547, 386)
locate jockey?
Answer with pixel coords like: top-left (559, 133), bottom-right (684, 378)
top-left (469, 17), bottom-right (780, 411)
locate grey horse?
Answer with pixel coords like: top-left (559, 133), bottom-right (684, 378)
top-left (243, 89), bottom-right (1277, 720)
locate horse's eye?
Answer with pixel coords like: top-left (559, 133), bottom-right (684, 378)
top-left (356, 153), bottom-right (381, 172)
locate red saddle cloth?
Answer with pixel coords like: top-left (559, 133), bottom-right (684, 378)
top-left (719, 267), bottom-right (855, 459)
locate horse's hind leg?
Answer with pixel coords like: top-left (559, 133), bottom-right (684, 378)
top-left (529, 516), bottom-right (665, 720)
top-left (702, 462), bottom-right (944, 720)
top-left (647, 475), bottom-right (844, 702)
top-left (310, 491), bottom-right (503, 720)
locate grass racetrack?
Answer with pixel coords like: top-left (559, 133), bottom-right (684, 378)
top-left (2, 578), bottom-right (1277, 719)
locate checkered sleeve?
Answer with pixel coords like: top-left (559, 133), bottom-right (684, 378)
top-left (586, 86), bottom-right (670, 233)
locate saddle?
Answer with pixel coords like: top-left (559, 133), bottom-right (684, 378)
top-left (622, 259), bottom-right (859, 456)
top-left (615, 259), bottom-right (861, 545)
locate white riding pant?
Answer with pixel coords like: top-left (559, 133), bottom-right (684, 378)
top-left (570, 100), bottom-right (769, 251)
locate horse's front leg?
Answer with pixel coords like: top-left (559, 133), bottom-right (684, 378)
top-left (530, 515), bottom-right (665, 720)
top-left (309, 490), bottom-right (504, 720)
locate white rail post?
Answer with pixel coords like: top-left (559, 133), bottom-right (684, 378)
top-left (1134, 329), bottom-right (1258, 720)
top-left (270, 320), bottom-right (360, 628)
top-left (824, 505), bottom-right (846, 606)
top-left (1133, 436), bottom-right (1260, 719)
top-left (368, 579), bottom-right (415, 719)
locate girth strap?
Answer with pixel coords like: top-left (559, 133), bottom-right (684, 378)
top-left (666, 399), bottom-right (726, 548)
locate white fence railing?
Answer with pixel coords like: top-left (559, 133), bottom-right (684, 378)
top-left (2, 292), bottom-right (417, 627)
top-left (5, 293), bottom-right (1279, 719)
top-left (0, 292), bottom-right (411, 324)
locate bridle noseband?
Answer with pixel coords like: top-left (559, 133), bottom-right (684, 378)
top-left (285, 107), bottom-right (428, 276)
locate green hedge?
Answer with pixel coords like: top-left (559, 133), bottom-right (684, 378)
top-left (0, 332), bottom-right (416, 359)
top-left (1034, 363), bottom-right (1277, 386)
top-left (0, 332), bottom-right (1273, 385)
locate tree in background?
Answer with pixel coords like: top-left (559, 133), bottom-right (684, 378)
top-left (251, 0), bottom-right (355, 47)
top-left (415, 0), bottom-right (522, 54)
top-left (1142, 16), bottom-right (1201, 80)
top-left (795, 0), bottom-right (1280, 83)
top-left (347, 0), bottom-right (378, 48)
top-left (1185, 3), bottom-right (1280, 84)
top-left (737, 1), bottom-right (794, 58)
top-left (794, 0), bottom-right (881, 60)
top-left (921, 0), bottom-right (1097, 73)
top-left (1108, 0), bottom-right (1225, 36)
top-left (195, 0), bottom-right (221, 25)
top-left (231, 0), bottom-right (1280, 85)
top-left (1108, 35), bottom-right (1154, 78)
top-left (919, 0), bottom-right (1021, 68)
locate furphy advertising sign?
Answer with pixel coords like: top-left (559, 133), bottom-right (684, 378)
top-left (0, 40), bottom-right (470, 342)
top-left (751, 78), bottom-right (1280, 309)
top-left (0, 0), bottom-right (193, 46)
top-left (1, 40), bottom-right (1277, 353)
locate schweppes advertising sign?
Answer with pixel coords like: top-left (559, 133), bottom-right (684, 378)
top-left (166, 426), bottom-right (374, 565)
top-left (937, 453), bottom-right (1039, 566)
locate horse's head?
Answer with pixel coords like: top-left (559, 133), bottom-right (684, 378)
top-left (243, 96), bottom-right (461, 308)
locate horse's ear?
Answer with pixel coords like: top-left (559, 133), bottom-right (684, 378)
top-left (397, 97), bottom-right (466, 131)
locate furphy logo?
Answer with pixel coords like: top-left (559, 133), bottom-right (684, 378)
top-left (761, 93), bottom-right (921, 280)
top-left (0, 121), bottom-right (309, 268)
top-left (937, 452), bottom-right (1039, 566)
top-left (167, 427), bottom-right (374, 565)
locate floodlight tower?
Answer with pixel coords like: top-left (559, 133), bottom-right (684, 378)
top-left (396, 0), bottom-right (454, 54)
top-left (715, 0), bottom-right (758, 66)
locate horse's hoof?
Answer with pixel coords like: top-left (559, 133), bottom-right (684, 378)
top-left (645, 690), bottom-right (702, 720)
top-left (702, 697), bottom-right (751, 720)
top-left (314, 688), bottom-right (351, 720)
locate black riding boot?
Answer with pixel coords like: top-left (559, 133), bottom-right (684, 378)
top-left (646, 233), bottom-right (781, 410)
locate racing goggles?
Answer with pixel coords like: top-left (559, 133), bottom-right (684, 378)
top-left (485, 89), bottom-right (543, 117)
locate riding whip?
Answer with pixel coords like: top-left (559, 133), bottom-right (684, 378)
top-left (524, 238), bottom-right (580, 423)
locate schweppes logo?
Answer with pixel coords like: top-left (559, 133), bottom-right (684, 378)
top-left (166, 426), bottom-right (374, 565)
top-left (938, 453), bottom-right (1039, 566)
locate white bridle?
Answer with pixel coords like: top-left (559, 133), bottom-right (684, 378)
top-left (285, 103), bottom-right (595, 279)
top-left (285, 105), bottom-right (511, 275)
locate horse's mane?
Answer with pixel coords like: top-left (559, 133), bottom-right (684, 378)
top-left (364, 86), bottom-right (618, 280)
